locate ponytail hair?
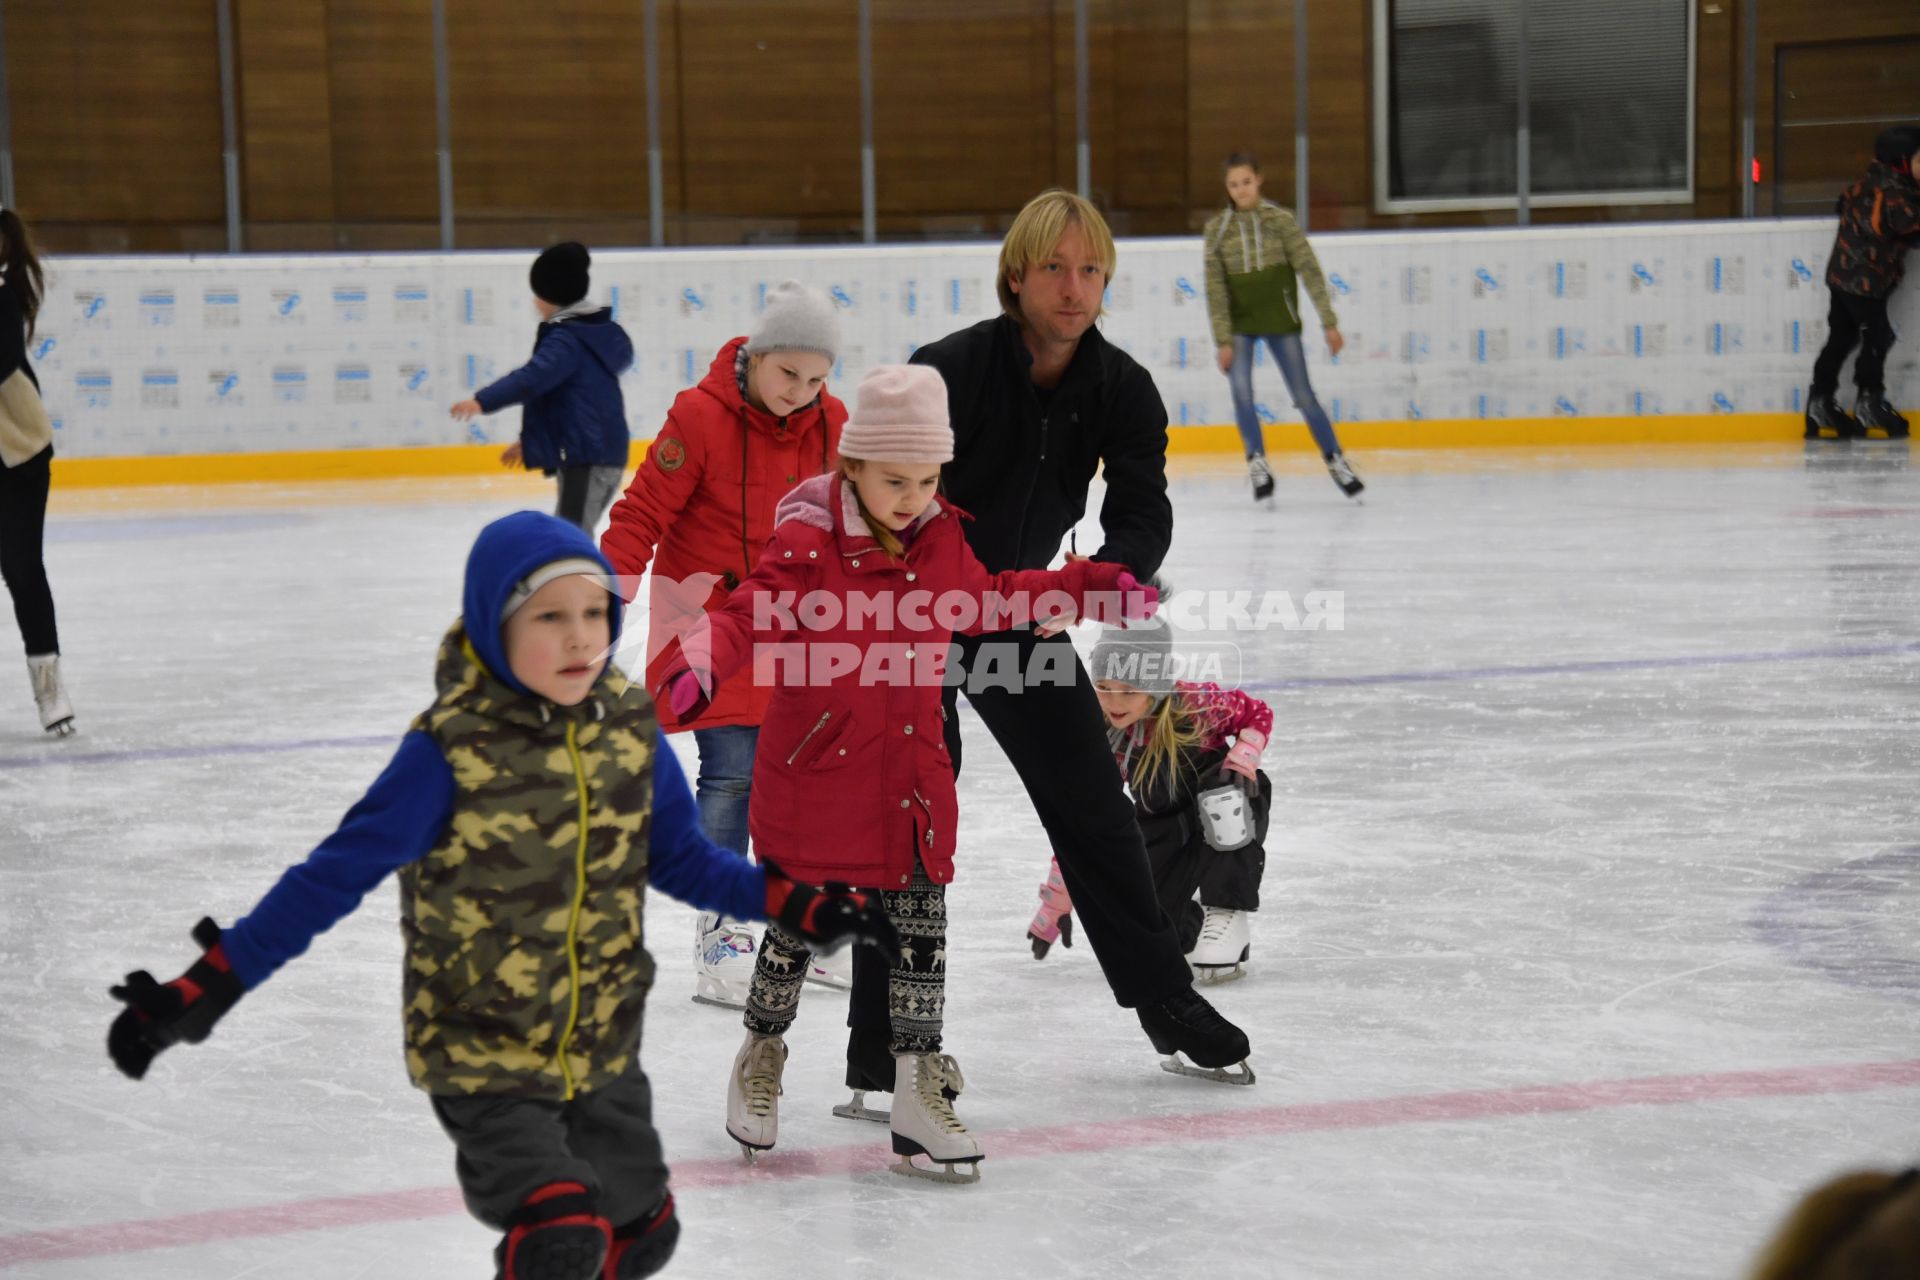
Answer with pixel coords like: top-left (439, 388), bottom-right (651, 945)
top-left (0, 209), bottom-right (45, 341)
top-left (1128, 690), bottom-right (1205, 802)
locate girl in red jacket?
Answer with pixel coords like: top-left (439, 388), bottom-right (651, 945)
top-left (1030, 618), bottom-right (1272, 1002)
top-left (600, 282), bottom-right (848, 1010)
top-left (659, 364), bottom-right (1156, 1182)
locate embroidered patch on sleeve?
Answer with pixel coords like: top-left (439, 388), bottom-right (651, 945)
top-left (654, 437), bottom-right (686, 472)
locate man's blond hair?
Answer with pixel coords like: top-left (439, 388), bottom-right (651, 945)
top-left (996, 189), bottom-right (1118, 321)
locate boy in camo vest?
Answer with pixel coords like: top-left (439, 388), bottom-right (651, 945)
top-left (105, 510), bottom-right (898, 1280)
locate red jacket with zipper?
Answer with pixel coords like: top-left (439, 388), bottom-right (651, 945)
top-left (601, 337), bottom-right (846, 732)
top-left (656, 473), bottom-right (1136, 890)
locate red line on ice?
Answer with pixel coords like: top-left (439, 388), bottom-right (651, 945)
top-left (5, 1057), bottom-right (1917, 1268)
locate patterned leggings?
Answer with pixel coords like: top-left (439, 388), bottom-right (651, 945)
top-left (744, 860), bottom-right (947, 1054)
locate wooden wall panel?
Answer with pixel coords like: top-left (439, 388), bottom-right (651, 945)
top-left (1186, 0), bottom-right (1297, 228)
top-left (672, 0), bottom-right (861, 227)
top-left (11, 0), bottom-right (1915, 250)
top-left (447, 0), bottom-right (651, 235)
top-left (7, 0), bottom-right (224, 249)
top-left (325, 0), bottom-right (438, 226)
top-left (870, 0), bottom-right (1055, 226)
top-left (235, 0), bottom-right (336, 226)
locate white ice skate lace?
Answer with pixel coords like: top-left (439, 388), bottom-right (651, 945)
top-left (915, 1054), bottom-right (968, 1134)
top-left (739, 1037), bottom-right (785, 1118)
top-left (31, 662), bottom-right (59, 708)
top-left (1198, 907), bottom-right (1236, 944)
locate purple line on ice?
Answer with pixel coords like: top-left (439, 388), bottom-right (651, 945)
top-left (0, 734), bottom-right (395, 771)
top-left (1259, 640), bottom-right (1920, 689)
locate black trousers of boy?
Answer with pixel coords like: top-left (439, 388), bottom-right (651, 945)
top-left (430, 1064), bottom-right (669, 1234)
top-left (0, 445), bottom-right (59, 656)
top-left (1141, 764), bottom-right (1271, 954)
top-left (1811, 288), bottom-right (1896, 397)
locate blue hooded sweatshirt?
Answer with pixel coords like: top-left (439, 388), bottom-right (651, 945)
top-left (220, 511), bottom-right (764, 990)
top-left (475, 307), bottom-right (634, 471)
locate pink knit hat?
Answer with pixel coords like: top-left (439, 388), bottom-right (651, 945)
top-left (838, 365), bottom-right (953, 464)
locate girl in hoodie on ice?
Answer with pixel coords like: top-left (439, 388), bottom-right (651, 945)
top-left (600, 282), bottom-right (849, 1011)
top-left (658, 364), bottom-right (1158, 1183)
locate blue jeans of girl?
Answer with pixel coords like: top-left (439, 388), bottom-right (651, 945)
top-left (1228, 333), bottom-right (1342, 459)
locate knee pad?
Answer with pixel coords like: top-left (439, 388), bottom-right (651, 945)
top-left (608, 1193), bottom-right (680, 1280)
top-left (495, 1181), bottom-right (611, 1280)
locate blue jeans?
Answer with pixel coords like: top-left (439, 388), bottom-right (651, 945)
top-left (1228, 333), bottom-right (1342, 459)
top-left (691, 725), bottom-right (759, 859)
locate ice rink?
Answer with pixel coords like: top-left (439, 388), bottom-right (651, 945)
top-left (2, 444), bottom-right (1916, 1278)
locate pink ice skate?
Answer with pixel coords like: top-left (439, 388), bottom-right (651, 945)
top-left (1028, 859), bottom-right (1075, 959)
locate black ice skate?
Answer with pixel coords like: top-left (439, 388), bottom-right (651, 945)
top-left (1324, 451), bottom-right (1365, 499)
top-left (1247, 454), bottom-right (1276, 504)
top-left (1137, 986), bottom-right (1255, 1085)
top-left (1854, 391), bottom-right (1911, 440)
top-left (1803, 389), bottom-right (1861, 440)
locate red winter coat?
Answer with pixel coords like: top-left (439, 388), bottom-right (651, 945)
top-left (657, 473), bottom-right (1137, 890)
top-left (601, 338), bottom-right (846, 732)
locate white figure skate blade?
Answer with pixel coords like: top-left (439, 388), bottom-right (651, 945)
top-left (1160, 1053), bottom-right (1256, 1086)
top-left (890, 1154), bottom-right (983, 1185)
top-left (830, 1092), bottom-right (890, 1124)
top-left (1193, 963), bottom-right (1248, 986)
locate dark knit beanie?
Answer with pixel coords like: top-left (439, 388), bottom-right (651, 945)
top-left (530, 241), bottom-right (591, 307)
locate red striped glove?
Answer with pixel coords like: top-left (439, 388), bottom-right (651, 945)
top-left (762, 860), bottom-right (902, 962)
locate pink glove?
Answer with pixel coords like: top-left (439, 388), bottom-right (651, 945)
top-left (666, 670), bottom-right (708, 718)
top-left (1112, 571), bottom-right (1160, 623)
top-left (1223, 728), bottom-right (1266, 780)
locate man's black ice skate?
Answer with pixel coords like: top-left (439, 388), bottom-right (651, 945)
top-left (1324, 451), bottom-right (1365, 499)
top-left (1247, 454), bottom-right (1276, 504)
top-left (1854, 391), bottom-right (1910, 440)
top-left (1137, 986), bottom-right (1254, 1085)
top-left (1804, 389), bottom-right (1862, 440)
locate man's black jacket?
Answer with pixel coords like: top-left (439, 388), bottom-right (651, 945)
top-left (911, 314), bottom-right (1173, 580)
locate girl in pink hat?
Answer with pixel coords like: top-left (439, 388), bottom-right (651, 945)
top-left (657, 363), bottom-right (1156, 1184)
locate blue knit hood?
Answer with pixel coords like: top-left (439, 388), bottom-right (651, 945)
top-left (462, 511), bottom-right (622, 697)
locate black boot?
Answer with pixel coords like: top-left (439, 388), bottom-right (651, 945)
top-left (1804, 388), bottom-right (1861, 440)
top-left (1137, 986), bottom-right (1251, 1069)
top-left (1854, 390), bottom-right (1911, 439)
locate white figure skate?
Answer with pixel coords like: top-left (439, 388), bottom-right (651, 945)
top-left (725, 1031), bottom-right (787, 1161)
top-left (889, 1053), bottom-right (982, 1184)
top-left (28, 654), bottom-right (74, 737)
top-left (1188, 906), bottom-right (1251, 985)
top-left (693, 913), bottom-right (758, 1010)
top-left (804, 945), bottom-right (852, 992)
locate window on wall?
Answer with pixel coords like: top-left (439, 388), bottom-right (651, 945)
top-left (1373, 0), bottom-right (1693, 212)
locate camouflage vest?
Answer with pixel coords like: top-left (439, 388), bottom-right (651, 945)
top-left (398, 624), bottom-right (657, 1099)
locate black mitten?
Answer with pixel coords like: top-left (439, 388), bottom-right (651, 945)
top-left (108, 918), bottom-right (245, 1080)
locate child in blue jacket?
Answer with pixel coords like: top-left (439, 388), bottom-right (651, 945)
top-left (453, 243), bottom-right (636, 532)
top-left (105, 511), bottom-right (897, 1280)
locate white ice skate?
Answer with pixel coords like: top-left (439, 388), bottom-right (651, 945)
top-left (725, 1032), bottom-right (787, 1161)
top-left (1187, 906), bottom-right (1251, 985)
top-left (1247, 454), bottom-right (1275, 506)
top-left (804, 945), bottom-right (852, 992)
top-left (693, 913), bottom-right (757, 1010)
top-left (889, 1053), bottom-right (982, 1184)
top-left (27, 654), bottom-right (74, 738)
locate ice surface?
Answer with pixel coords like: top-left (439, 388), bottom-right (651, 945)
top-left (1, 446), bottom-right (1915, 1278)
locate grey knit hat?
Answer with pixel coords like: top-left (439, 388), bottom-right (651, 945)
top-left (1087, 616), bottom-right (1178, 700)
top-left (746, 280), bottom-right (841, 362)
